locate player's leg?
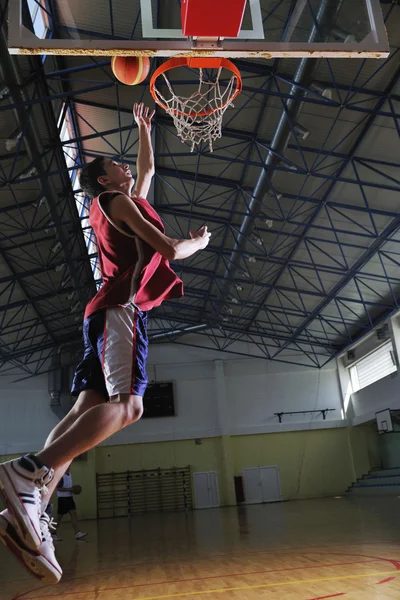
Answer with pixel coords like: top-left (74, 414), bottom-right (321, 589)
top-left (36, 305), bottom-right (147, 469)
top-left (0, 306), bottom-right (147, 550)
top-left (41, 388), bottom-right (107, 510)
top-left (36, 393), bottom-right (143, 469)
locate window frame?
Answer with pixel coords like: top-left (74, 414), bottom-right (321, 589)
top-left (57, 104), bottom-right (102, 289)
top-left (348, 340), bottom-right (397, 393)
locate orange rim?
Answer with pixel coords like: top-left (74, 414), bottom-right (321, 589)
top-left (150, 57), bottom-right (242, 118)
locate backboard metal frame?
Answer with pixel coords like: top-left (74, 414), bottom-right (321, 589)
top-left (8, 0), bottom-right (390, 58)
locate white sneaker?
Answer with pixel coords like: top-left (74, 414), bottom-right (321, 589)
top-left (0, 509), bottom-right (62, 584)
top-left (75, 531), bottom-right (88, 540)
top-left (0, 454), bottom-right (54, 551)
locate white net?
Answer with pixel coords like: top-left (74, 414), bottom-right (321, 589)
top-left (153, 67), bottom-right (239, 152)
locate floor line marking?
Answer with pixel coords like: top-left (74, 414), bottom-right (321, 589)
top-left (308, 594), bottom-right (346, 599)
top-left (377, 575), bottom-right (396, 584)
top-left (119, 570), bottom-right (399, 600)
top-left (15, 559), bottom-right (380, 599)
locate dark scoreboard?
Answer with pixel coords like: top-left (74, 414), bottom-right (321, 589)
top-left (142, 381), bottom-right (175, 418)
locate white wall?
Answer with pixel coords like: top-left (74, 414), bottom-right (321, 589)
top-left (224, 359), bottom-right (343, 434)
top-left (0, 342), bottom-right (344, 453)
top-left (0, 373), bottom-right (59, 455)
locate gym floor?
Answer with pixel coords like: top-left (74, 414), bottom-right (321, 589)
top-left (1, 497), bottom-right (400, 600)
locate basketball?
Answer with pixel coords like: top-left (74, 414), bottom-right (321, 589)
top-left (72, 484), bottom-right (82, 495)
top-left (111, 56), bottom-right (151, 85)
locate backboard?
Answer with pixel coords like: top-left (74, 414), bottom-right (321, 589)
top-left (9, 0), bottom-right (390, 59)
top-left (376, 409), bottom-right (400, 434)
top-left (376, 409), bottom-right (394, 434)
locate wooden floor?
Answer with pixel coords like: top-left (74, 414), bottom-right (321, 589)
top-left (1, 497), bottom-right (400, 599)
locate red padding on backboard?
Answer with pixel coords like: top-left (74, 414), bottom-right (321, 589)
top-left (181, 0), bottom-right (247, 38)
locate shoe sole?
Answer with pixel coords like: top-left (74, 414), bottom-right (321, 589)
top-left (0, 464), bottom-right (41, 551)
top-left (0, 516), bottom-right (62, 584)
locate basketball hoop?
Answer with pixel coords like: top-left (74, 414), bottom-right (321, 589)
top-left (150, 57), bottom-right (242, 152)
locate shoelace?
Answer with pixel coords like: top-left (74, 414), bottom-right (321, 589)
top-left (33, 487), bottom-right (42, 514)
top-left (40, 515), bottom-right (57, 549)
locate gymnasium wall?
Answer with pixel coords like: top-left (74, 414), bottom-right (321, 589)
top-left (0, 344), bottom-right (381, 520)
top-left (53, 422), bottom-right (380, 519)
top-left (0, 344), bottom-right (344, 455)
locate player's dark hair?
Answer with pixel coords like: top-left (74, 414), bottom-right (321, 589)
top-left (79, 156), bottom-right (107, 200)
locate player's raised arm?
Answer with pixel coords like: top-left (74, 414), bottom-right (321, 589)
top-left (132, 102), bottom-right (155, 199)
top-left (109, 193), bottom-right (211, 261)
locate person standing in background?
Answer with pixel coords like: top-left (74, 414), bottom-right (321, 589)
top-left (53, 471), bottom-right (87, 542)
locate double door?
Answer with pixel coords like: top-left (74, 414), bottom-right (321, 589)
top-left (243, 466), bottom-right (282, 504)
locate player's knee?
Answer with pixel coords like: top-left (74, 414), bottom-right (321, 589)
top-left (122, 395), bottom-right (143, 425)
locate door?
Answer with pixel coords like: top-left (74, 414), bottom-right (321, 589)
top-left (243, 467), bottom-right (263, 504)
top-left (193, 471), bottom-right (220, 509)
top-left (243, 466), bottom-right (282, 504)
top-left (259, 466), bottom-right (281, 502)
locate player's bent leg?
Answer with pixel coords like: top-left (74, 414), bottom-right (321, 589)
top-left (0, 390), bottom-right (104, 560)
top-left (35, 394), bottom-right (143, 471)
top-left (41, 389), bottom-right (107, 509)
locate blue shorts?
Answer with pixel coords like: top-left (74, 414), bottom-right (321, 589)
top-left (71, 305), bottom-right (149, 400)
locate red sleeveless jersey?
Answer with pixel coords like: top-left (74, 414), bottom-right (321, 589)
top-left (84, 192), bottom-right (184, 318)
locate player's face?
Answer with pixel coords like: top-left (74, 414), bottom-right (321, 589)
top-left (101, 159), bottom-right (135, 188)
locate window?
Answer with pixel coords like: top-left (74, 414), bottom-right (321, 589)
top-left (58, 105), bottom-right (102, 290)
top-left (27, 0), bottom-right (49, 39)
top-left (349, 341), bottom-right (397, 393)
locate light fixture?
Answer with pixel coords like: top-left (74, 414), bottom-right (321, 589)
top-left (227, 295), bottom-right (239, 305)
top-left (0, 86), bottom-right (10, 100)
top-left (235, 283), bottom-right (243, 292)
top-left (19, 166), bottom-right (38, 180)
top-left (67, 291), bottom-right (76, 301)
top-left (51, 241), bottom-right (62, 254)
top-left (267, 191), bottom-right (282, 201)
top-left (294, 123), bottom-right (311, 141)
top-left (310, 82), bottom-right (333, 100)
top-left (250, 233), bottom-right (263, 246)
top-left (44, 221), bottom-right (55, 234)
top-left (39, 196), bottom-right (49, 208)
top-left (55, 263), bottom-right (65, 272)
top-left (239, 269), bottom-right (251, 279)
top-left (5, 131), bottom-right (22, 151)
top-left (245, 254), bottom-right (257, 264)
top-left (265, 219), bottom-right (273, 228)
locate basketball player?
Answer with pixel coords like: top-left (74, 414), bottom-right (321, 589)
top-left (52, 471), bottom-right (87, 541)
top-left (0, 102), bottom-right (211, 584)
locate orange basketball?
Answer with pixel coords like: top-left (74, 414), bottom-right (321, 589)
top-left (111, 56), bottom-right (151, 85)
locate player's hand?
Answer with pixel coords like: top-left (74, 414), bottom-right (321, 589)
top-left (190, 225), bottom-right (211, 250)
top-left (133, 102), bottom-right (155, 130)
